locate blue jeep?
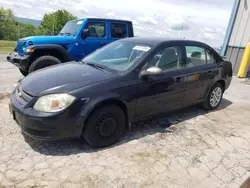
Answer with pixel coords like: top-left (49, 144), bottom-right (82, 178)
top-left (7, 18), bottom-right (134, 76)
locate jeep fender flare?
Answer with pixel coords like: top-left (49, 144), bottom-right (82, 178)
top-left (28, 44), bottom-right (72, 63)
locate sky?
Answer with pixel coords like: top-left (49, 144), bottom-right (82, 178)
top-left (1, 0), bottom-right (235, 47)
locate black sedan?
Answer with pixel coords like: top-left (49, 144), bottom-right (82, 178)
top-left (9, 37), bottom-right (233, 148)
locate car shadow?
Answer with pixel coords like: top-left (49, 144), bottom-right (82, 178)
top-left (24, 98), bottom-right (233, 156)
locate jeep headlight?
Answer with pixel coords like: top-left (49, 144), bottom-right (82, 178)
top-left (33, 94), bottom-right (75, 112)
top-left (25, 48), bottom-right (34, 53)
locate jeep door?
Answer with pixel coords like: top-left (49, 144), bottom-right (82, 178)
top-left (78, 21), bottom-right (108, 59)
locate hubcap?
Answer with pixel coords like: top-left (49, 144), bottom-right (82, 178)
top-left (96, 114), bottom-right (117, 139)
top-left (210, 87), bottom-right (222, 107)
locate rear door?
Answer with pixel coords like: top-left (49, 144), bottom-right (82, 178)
top-left (182, 44), bottom-right (218, 106)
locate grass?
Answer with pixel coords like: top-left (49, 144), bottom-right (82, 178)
top-left (0, 40), bottom-right (16, 53)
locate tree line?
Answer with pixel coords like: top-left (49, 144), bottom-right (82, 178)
top-left (0, 7), bottom-right (77, 41)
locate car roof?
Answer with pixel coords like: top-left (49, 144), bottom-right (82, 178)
top-left (71, 18), bottom-right (132, 23)
top-left (121, 37), bottom-right (210, 47)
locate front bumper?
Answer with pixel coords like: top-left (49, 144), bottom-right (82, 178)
top-left (6, 53), bottom-right (31, 71)
top-left (9, 88), bottom-right (85, 140)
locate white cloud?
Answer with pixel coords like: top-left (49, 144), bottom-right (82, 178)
top-left (203, 27), bottom-right (213, 33)
top-left (106, 12), bottom-right (116, 18)
top-left (1, 0), bottom-right (234, 46)
top-left (74, 6), bottom-right (89, 14)
top-left (42, 7), bottom-right (56, 13)
top-left (137, 16), bottom-right (158, 25)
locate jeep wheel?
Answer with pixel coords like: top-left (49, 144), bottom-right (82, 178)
top-left (19, 68), bottom-right (28, 76)
top-left (29, 56), bottom-right (61, 73)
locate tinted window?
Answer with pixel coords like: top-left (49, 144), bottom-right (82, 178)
top-left (185, 46), bottom-right (207, 68)
top-left (111, 23), bottom-right (127, 38)
top-left (147, 46), bottom-right (182, 72)
top-left (85, 22), bottom-right (105, 38)
top-left (206, 50), bottom-right (216, 64)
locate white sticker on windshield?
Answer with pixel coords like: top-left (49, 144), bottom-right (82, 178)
top-left (133, 46), bottom-right (151, 52)
top-left (77, 21), bottom-right (83, 25)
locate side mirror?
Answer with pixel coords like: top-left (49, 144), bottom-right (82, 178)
top-left (139, 66), bottom-right (163, 80)
top-left (82, 29), bottom-right (89, 39)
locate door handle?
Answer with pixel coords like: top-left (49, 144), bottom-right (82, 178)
top-left (176, 77), bottom-right (182, 83)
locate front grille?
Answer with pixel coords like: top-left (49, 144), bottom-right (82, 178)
top-left (16, 40), bottom-right (25, 55)
top-left (16, 86), bottom-right (33, 104)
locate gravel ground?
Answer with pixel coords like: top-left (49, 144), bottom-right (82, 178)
top-left (1, 54), bottom-right (250, 188)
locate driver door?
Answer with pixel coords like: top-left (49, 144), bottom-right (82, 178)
top-left (76, 21), bottom-right (108, 60)
top-left (135, 44), bottom-right (187, 120)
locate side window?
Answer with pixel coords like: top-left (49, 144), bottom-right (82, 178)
top-left (206, 50), bottom-right (216, 64)
top-left (111, 23), bottom-right (127, 38)
top-left (147, 46), bottom-right (182, 72)
top-left (85, 22), bottom-right (105, 38)
top-left (185, 46), bottom-right (206, 68)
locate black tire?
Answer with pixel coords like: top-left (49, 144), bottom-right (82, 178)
top-left (83, 105), bottom-right (126, 148)
top-left (202, 82), bottom-right (224, 110)
top-left (29, 56), bottom-right (61, 73)
top-left (19, 68), bottom-right (28, 76)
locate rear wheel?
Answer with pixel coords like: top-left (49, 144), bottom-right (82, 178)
top-left (19, 68), bottom-right (28, 76)
top-left (83, 105), bottom-right (126, 148)
top-left (202, 82), bottom-right (223, 110)
top-left (29, 55), bottom-right (61, 73)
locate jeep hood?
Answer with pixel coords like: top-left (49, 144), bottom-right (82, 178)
top-left (20, 36), bottom-right (75, 45)
top-left (20, 62), bottom-right (116, 96)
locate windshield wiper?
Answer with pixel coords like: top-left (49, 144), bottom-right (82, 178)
top-left (86, 62), bottom-right (106, 71)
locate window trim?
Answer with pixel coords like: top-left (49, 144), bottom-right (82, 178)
top-left (205, 49), bottom-right (217, 64)
top-left (83, 21), bottom-right (106, 39)
top-left (110, 22), bottom-right (128, 39)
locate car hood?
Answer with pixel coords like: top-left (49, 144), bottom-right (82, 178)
top-left (20, 62), bottom-right (116, 96)
top-left (20, 36), bottom-right (75, 45)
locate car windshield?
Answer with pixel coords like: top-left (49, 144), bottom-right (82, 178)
top-left (59, 20), bottom-right (83, 36)
top-left (82, 40), bottom-right (152, 72)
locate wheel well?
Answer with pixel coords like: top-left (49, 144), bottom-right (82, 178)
top-left (30, 49), bottom-right (66, 64)
top-left (84, 99), bottom-right (129, 130)
top-left (217, 80), bottom-right (226, 92)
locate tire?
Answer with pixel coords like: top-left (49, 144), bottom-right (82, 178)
top-left (83, 105), bottom-right (126, 148)
top-left (29, 56), bottom-right (61, 73)
top-left (202, 82), bottom-right (224, 110)
top-left (19, 68), bottom-right (28, 76)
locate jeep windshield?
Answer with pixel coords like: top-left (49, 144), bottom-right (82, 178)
top-left (59, 20), bottom-right (83, 36)
top-left (82, 40), bottom-right (152, 72)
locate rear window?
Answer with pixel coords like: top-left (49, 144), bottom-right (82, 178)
top-left (111, 23), bottom-right (127, 38)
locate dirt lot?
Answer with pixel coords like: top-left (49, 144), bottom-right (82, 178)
top-left (1, 54), bottom-right (250, 188)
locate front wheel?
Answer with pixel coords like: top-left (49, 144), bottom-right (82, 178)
top-left (202, 82), bottom-right (223, 110)
top-left (29, 56), bottom-right (61, 73)
top-left (83, 105), bottom-right (126, 148)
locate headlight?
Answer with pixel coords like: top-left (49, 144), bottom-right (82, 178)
top-left (25, 48), bottom-right (34, 53)
top-left (33, 94), bottom-right (76, 112)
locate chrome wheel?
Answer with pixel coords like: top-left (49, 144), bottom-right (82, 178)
top-left (210, 87), bottom-right (222, 107)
